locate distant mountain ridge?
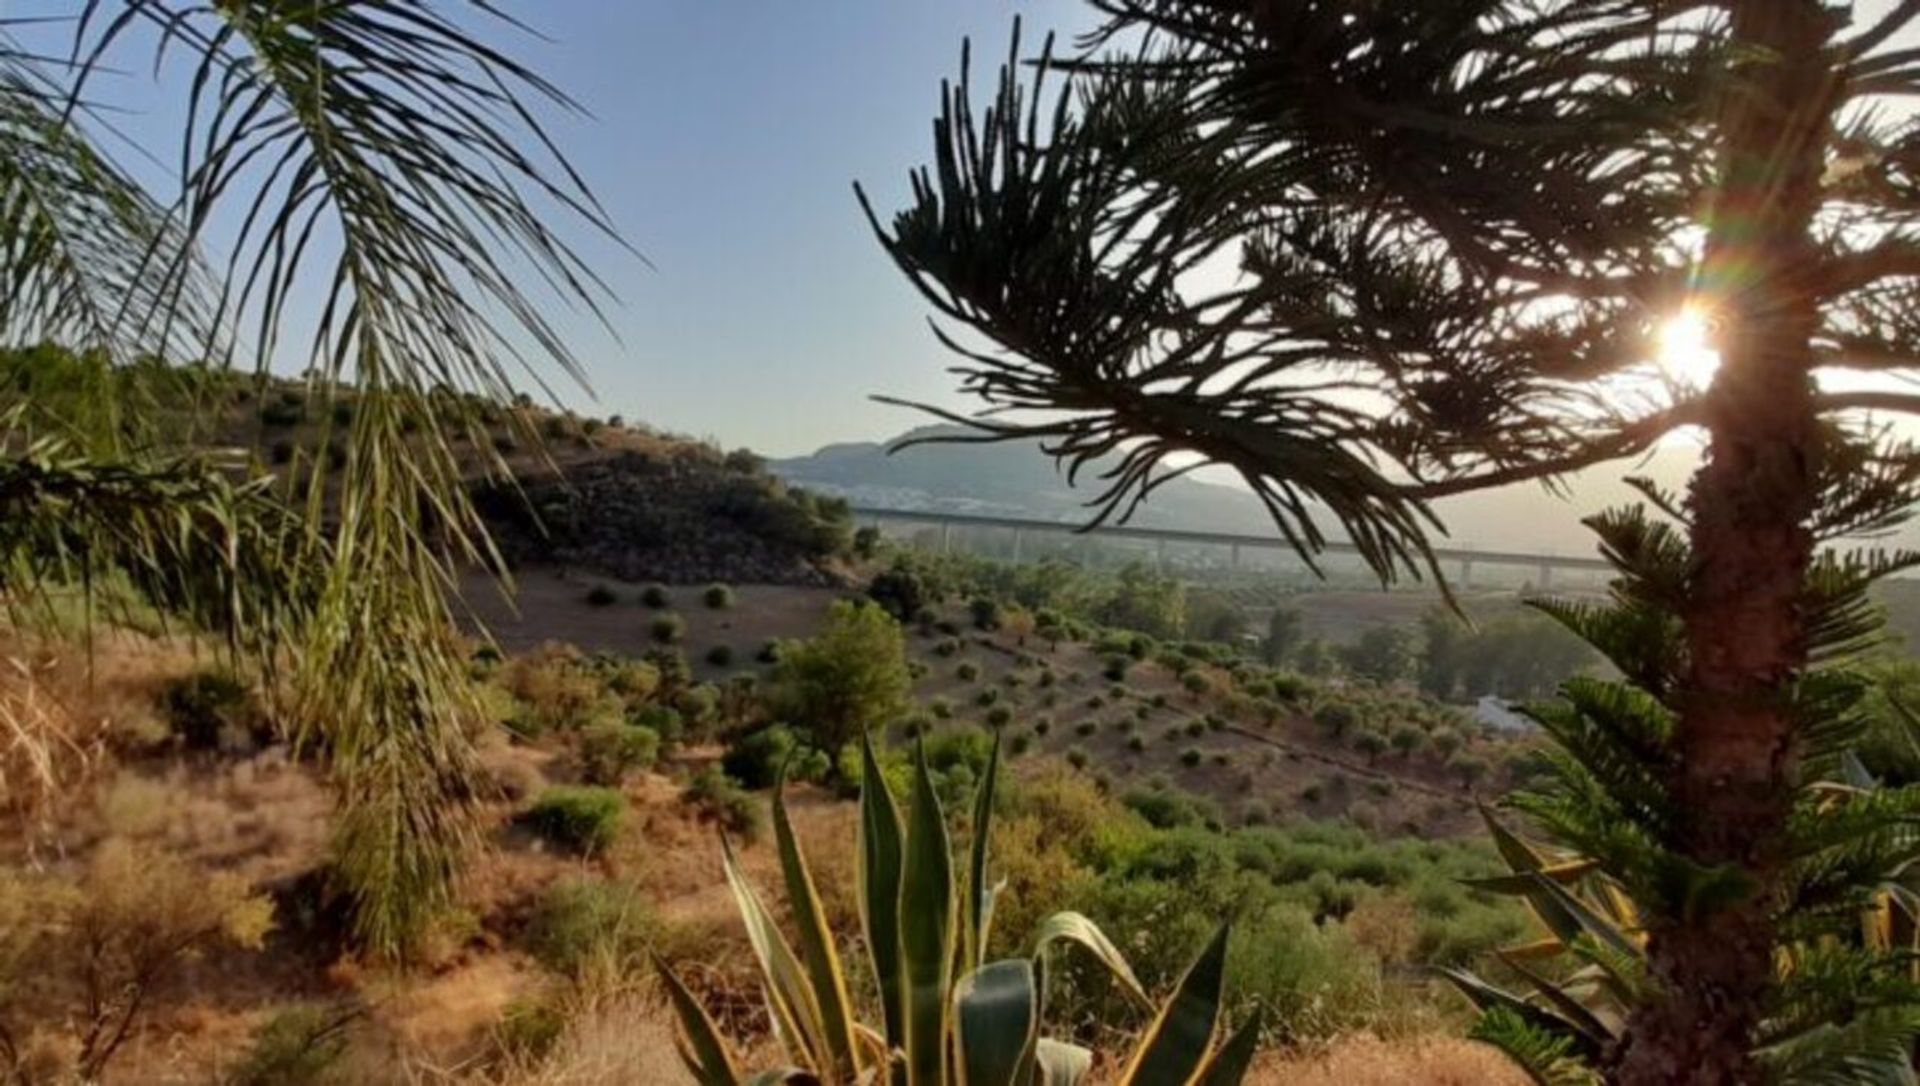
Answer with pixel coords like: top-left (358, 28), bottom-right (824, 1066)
top-left (771, 424), bottom-right (1279, 534)
top-left (771, 423), bottom-right (1750, 557)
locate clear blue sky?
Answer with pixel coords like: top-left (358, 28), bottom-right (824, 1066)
top-left (491, 2), bottom-right (1095, 457)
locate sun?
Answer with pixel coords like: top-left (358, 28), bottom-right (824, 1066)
top-left (1654, 306), bottom-right (1721, 389)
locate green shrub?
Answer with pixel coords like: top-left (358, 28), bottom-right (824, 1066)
top-left (722, 725), bottom-right (815, 790)
top-left (161, 668), bottom-right (267, 751)
top-left (969, 596), bottom-right (1002, 630)
top-left (1010, 732), bottom-right (1032, 756)
top-left (1034, 717), bottom-right (1052, 736)
top-left (683, 768), bottom-right (762, 841)
top-left (1127, 735), bottom-right (1146, 753)
top-left (1186, 719), bottom-right (1207, 738)
top-left (757, 639), bottom-right (782, 664)
top-left (929, 697), bottom-right (954, 720)
top-left (956, 661), bottom-right (980, 682)
top-left (650, 613), bottom-right (686, 644)
top-left (974, 687), bottom-right (1000, 708)
top-left (1066, 747), bottom-right (1089, 769)
top-left (1075, 720), bottom-right (1098, 737)
top-left (706, 644), bottom-right (735, 668)
top-left (584, 585), bottom-right (618, 607)
top-left (986, 705), bottom-right (1013, 728)
top-left (702, 583), bottom-right (735, 609)
top-left (933, 637), bottom-right (961, 658)
top-left (640, 584), bottom-right (671, 609)
top-left (1181, 747), bottom-right (1203, 768)
top-left (1103, 654), bottom-right (1130, 681)
top-left (523, 786), bottom-right (626, 854)
top-left (527, 876), bottom-right (655, 977)
top-left (228, 1003), bottom-right (354, 1086)
top-left (578, 723), bottom-right (660, 786)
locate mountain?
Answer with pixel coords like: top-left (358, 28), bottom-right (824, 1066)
top-left (770, 425), bottom-right (1279, 534)
top-left (771, 424), bottom-right (1727, 556)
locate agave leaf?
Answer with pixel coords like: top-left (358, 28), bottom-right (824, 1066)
top-left (1496, 951), bottom-right (1617, 1047)
top-left (723, 834), bottom-right (830, 1070)
top-left (654, 954), bottom-right (742, 1086)
top-left (1029, 911), bottom-right (1152, 1007)
top-left (901, 740), bottom-right (955, 1086)
top-left (744, 1071), bottom-right (827, 1086)
top-left (954, 959), bottom-right (1040, 1086)
top-left (1437, 967), bottom-right (1606, 1065)
top-left (1197, 1007), bottom-right (1263, 1086)
top-left (858, 732), bottom-right (907, 1056)
top-left (1034, 1039), bottom-right (1094, 1086)
top-left (774, 779), bottom-right (862, 1080)
top-left (965, 731), bottom-right (1003, 972)
top-left (1481, 803), bottom-right (1551, 872)
top-left (1118, 923), bottom-right (1231, 1086)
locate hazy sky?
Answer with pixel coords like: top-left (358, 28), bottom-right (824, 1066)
top-left (18, 2), bottom-right (1920, 467)
top-left (514, 2), bottom-right (1095, 456)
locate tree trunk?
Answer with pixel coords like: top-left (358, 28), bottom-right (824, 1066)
top-left (1614, 3), bottom-right (1839, 1082)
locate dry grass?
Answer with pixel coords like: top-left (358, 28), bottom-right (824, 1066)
top-left (1248, 1034), bottom-right (1526, 1086)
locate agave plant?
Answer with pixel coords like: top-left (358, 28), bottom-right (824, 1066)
top-left (657, 733), bottom-right (1261, 1085)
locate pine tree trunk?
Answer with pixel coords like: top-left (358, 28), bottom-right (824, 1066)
top-left (1614, 3), bottom-right (1839, 1082)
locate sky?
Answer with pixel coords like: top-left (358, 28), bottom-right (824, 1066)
top-left (14, 1), bottom-right (1920, 472)
top-left (502, 3), bottom-right (1097, 456)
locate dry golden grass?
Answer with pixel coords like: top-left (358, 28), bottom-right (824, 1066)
top-left (1248, 1034), bottom-right (1527, 1086)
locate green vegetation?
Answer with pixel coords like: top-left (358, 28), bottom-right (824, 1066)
top-left (160, 668), bottom-right (266, 752)
top-left (769, 599), bottom-right (913, 760)
top-left (641, 584), bottom-right (671, 609)
top-left (659, 739), bottom-right (1262, 1083)
top-left (583, 585), bottom-right (618, 607)
top-left (522, 787), bottom-right (626, 855)
top-left (526, 876), bottom-right (655, 979)
top-left (649, 614), bottom-right (686, 645)
top-left (577, 722), bottom-right (660, 786)
top-left (702, 583), bottom-right (735, 609)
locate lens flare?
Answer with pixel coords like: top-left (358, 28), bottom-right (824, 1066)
top-left (1655, 307), bottom-right (1720, 389)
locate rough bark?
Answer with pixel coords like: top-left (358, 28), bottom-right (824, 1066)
top-left (1614, 2), bottom-right (1839, 1082)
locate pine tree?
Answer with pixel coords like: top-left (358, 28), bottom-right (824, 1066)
top-left (859, 3), bottom-right (1920, 1079)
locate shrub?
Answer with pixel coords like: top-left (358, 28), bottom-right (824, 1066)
top-left (578, 723), bottom-right (660, 786)
top-left (1103, 654), bottom-right (1131, 681)
top-left (956, 661), bottom-right (981, 682)
top-left (722, 725), bottom-right (814, 790)
top-left (1075, 720), bottom-right (1098, 738)
top-left (160, 668), bottom-right (267, 751)
top-left (1186, 718), bottom-right (1207, 738)
top-left (767, 601), bottom-right (911, 761)
top-left (527, 876), bottom-right (655, 979)
top-left (702, 583), bottom-right (735, 610)
top-left (706, 644), bottom-right (735, 668)
top-left (969, 596), bottom-right (1002, 630)
top-left (1034, 718), bottom-right (1052, 737)
top-left (930, 697), bottom-right (954, 720)
top-left (1183, 671), bottom-right (1212, 697)
top-left (523, 786), bottom-right (626, 854)
top-left (640, 584), bottom-right (671, 609)
top-left (1065, 747), bottom-right (1089, 769)
top-left (227, 1003), bottom-right (355, 1086)
top-left (1313, 702), bottom-right (1358, 739)
top-left (650, 614), bottom-right (687, 645)
top-left (261, 399), bottom-right (304, 427)
top-left (1127, 735), bottom-right (1146, 753)
top-left (986, 705), bottom-right (1013, 728)
top-left (683, 768), bottom-right (762, 841)
top-left (757, 639), bottom-right (782, 664)
top-left (867, 566), bottom-right (930, 622)
top-left (1301, 782), bottom-right (1324, 804)
top-left (1180, 746), bottom-right (1203, 767)
top-left (1010, 732), bottom-right (1032, 756)
top-left (933, 637), bottom-right (961, 658)
top-left (584, 585), bottom-right (618, 607)
top-left (975, 687), bottom-right (1000, 708)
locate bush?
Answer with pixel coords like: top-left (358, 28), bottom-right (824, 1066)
top-left (1010, 732), bottom-right (1032, 755)
top-left (929, 697), bottom-right (954, 720)
top-left (493, 998), bottom-right (566, 1062)
top-left (722, 725), bottom-right (817, 790)
top-left (969, 596), bottom-right (1002, 630)
top-left (578, 723), bottom-right (660, 786)
top-left (1313, 702), bottom-right (1358, 739)
top-left (1034, 717), bottom-right (1052, 737)
top-left (702, 583), bottom-right (735, 610)
top-left (640, 584), bottom-right (671, 609)
top-left (650, 613), bottom-right (686, 644)
top-left (867, 566), bottom-right (931, 622)
top-left (228, 1003), bottom-right (355, 1086)
top-left (1127, 735), bottom-right (1146, 753)
top-left (706, 644), bottom-right (735, 668)
top-left (161, 668), bottom-right (267, 751)
top-left (1075, 720), bottom-right (1098, 738)
top-left (1180, 746), bottom-right (1203, 767)
top-left (1065, 747), bottom-right (1089, 769)
top-left (527, 876), bottom-right (655, 978)
top-left (757, 639), bottom-right (782, 664)
top-left (1103, 654), bottom-right (1131, 682)
top-left (770, 600), bottom-right (913, 760)
top-left (584, 585), bottom-right (618, 607)
top-left (1186, 718), bottom-right (1207, 738)
top-left (986, 705), bottom-right (1013, 728)
top-left (683, 767), bottom-right (762, 841)
top-left (523, 786), bottom-right (626, 854)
